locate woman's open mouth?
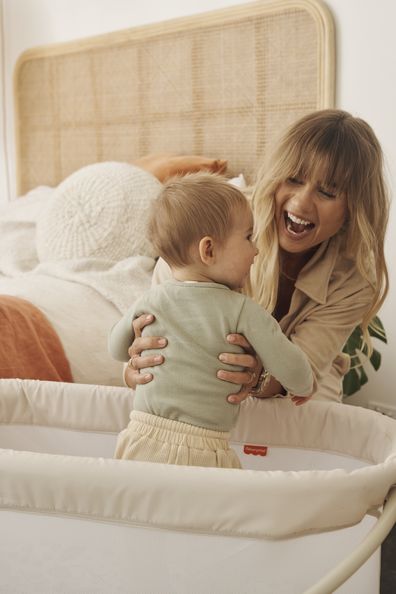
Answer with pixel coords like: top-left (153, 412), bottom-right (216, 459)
top-left (284, 211), bottom-right (315, 237)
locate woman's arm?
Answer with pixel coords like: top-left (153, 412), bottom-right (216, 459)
top-left (290, 285), bottom-right (373, 396)
top-left (133, 154), bottom-right (227, 182)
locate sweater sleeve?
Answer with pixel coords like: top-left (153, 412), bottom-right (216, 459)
top-left (108, 304), bottom-right (138, 362)
top-left (237, 298), bottom-right (313, 396)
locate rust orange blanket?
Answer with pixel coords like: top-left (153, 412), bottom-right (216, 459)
top-left (0, 295), bottom-right (73, 381)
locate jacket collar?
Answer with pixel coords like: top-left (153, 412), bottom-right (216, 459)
top-left (294, 235), bottom-right (341, 305)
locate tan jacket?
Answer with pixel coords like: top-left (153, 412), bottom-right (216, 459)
top-left (152, 235), bottom-right (373, 402)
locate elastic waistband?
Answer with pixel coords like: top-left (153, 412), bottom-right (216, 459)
top-left (128, 410), bottom-right (231, 449)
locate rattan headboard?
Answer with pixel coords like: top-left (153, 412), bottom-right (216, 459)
top-left (14, 0), bottom-right (334, 195)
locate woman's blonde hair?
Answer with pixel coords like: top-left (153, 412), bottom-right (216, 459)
top-left (248, 109), bottom-right (389, 349)
top-left (148, 172), bottom-right (250, 267)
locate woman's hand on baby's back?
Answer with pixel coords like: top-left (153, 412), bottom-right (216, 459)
top-left (124, 314), bottom-right (167, 389)
top-left (217, 333), bottom-right (262, 404)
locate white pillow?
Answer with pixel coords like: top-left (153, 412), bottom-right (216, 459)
top-left (0, 186), bottom-right (53, 275)
top-left (36, 162), bottom-right (162, 262)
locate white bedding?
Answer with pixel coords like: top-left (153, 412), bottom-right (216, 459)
top-left (0, 163), bottom-right (162, 386)
top-left (0, 185), bottom-right (50, 275)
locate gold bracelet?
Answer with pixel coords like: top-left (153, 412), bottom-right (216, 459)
top-left (249, 369), bottom-right (271, 395)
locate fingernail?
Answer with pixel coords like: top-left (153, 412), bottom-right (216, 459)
top-left (158, 339), bottom-right (166, 346)
top-left (143, 373), bottom-right (152, 381)
top-left (227, 334), bottom-right (236, 342)
top-left (217, 371), bottom-right (227, 379)
top-left (154, 356), bottom-right (163, 363)
top-left (146, 315), bottom-right (153, 321)
top-left (228, 396), bottom-right (238, 403)
top-left (218, 354), bottom-right (227, 362)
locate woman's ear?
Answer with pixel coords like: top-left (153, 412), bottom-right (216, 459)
top-left (198, 236), bottom-right (217, 265)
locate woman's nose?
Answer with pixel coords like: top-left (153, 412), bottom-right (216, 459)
top-left (291, 184), bottom-right (314, 209)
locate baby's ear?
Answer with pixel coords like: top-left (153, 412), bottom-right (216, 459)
top-left (198, 236), bottom-right (216, 264)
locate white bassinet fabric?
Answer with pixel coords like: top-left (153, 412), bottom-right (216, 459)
top-left (0, 380), bottom-right (396, 538)
top-left (0, 379), bottom-right (133, 431)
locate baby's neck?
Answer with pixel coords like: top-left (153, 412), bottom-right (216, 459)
top-left (171, 265), bottom-right (216, 284)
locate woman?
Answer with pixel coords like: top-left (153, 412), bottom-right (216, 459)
top-left (125, 109), bottom-right (389, 403)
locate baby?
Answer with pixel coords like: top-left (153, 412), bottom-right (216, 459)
top-left (109, 173), bottom-right (313, 469)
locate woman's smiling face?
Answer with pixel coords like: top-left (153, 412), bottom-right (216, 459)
top-left (275, 175), bottom-right (348, 255)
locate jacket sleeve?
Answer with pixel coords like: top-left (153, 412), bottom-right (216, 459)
top-left (289, 280), bottom-right (374, 394)
top-left (237, 298), bottom-right (313, 396)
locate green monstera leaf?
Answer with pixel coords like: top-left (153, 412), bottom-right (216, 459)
top-left (342, 316), bottom-right (387, 397)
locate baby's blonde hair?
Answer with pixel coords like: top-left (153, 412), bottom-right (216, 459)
top-left (148, 172), bottom-right (250, 267)
top-left (248, 109), bottom-right (390, 350)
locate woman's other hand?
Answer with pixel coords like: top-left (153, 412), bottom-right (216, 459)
top-left (218, 334), bottom-right (285, 404)
top-left (217, 334), bottom-right (262, 404)
top-left (133, 154), bottom-right (227, 182)
top-left (124, 314), bottom-right (167, 389)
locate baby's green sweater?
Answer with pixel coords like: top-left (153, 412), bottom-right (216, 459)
top-left (109, 280), bottom-right (312, 431)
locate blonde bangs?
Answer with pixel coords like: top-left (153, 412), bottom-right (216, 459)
top-left (278, 120), bottom-right (360, 196)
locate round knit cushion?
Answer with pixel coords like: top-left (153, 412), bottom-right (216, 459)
top-left (36, 162), bottom-right (162, 262)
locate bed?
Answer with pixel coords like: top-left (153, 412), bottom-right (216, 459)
top-left (0, 0), bottom-right (334, 385)
top-left (4, 2), bottom-right (396, 593)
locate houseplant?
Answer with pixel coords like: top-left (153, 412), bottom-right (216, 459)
top-left (342, 316), bottom-right (387, 397)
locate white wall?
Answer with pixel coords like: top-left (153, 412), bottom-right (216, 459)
top-left (0, 0), bottom-right (395, 409)
top-left (325, 0), bottom-right (396, 410)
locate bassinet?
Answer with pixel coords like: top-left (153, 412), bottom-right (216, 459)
top-left (0, 379), bottom-right (395, 594)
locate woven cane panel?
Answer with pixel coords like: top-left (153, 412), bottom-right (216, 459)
top-left (14, 0), bottom-right (335, 194)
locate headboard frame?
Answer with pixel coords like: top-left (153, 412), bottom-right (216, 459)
top-left (14, 0), bottom-right (335, 195)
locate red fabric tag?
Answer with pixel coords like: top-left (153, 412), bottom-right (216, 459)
top-left (243, 444), bottom-right (268, 456)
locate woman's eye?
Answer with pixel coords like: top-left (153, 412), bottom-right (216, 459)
top-left (318, 187), bottom-right (336, 199)
top-left (287, 177), bottom-right (303, 185)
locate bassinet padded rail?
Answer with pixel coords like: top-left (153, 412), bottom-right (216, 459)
top-left (0, 378), bottom-right (395, 539)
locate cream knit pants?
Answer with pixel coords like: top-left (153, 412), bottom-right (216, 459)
top-left (115, 410), bottom-right (241, 469)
